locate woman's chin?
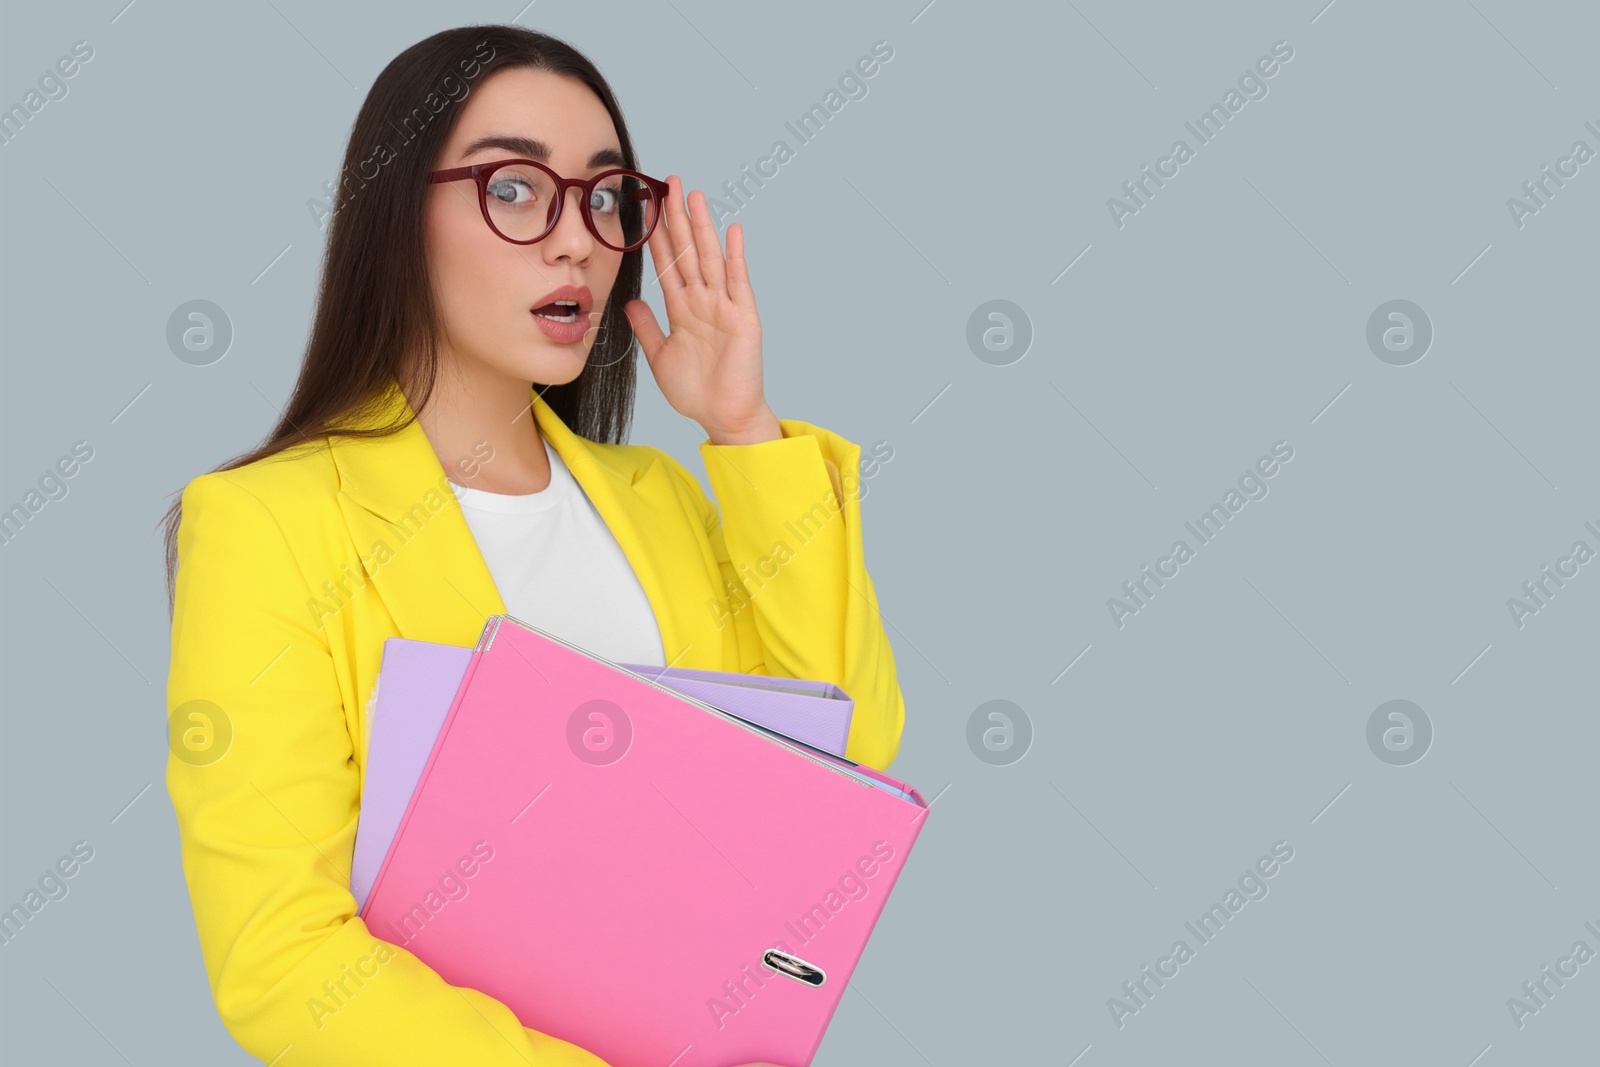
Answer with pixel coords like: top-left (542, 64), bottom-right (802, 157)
top-left (517, 347), bottom-right (587, 383)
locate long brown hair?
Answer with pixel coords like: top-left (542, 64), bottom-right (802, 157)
top-left (158, 24), bottom-right (646, 614)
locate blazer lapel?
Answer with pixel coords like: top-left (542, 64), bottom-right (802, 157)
top-left (327, 378), bottom-right (719, 669)
top-left (328, 380), bottom-right (504, 649)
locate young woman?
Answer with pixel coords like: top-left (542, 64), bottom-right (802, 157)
top-left (160, 24), bottom-right (904, 1067)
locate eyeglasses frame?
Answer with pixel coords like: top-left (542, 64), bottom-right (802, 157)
top-left (428, 158), bottom-right (670, 252)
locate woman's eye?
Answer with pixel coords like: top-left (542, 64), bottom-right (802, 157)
top-left (488, 179), bottom-right (534, 204)
top-left (590, 186), bottom-right (620, 214)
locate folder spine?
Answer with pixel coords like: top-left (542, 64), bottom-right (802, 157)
top-left (476, 614), bottom-right (506, 652)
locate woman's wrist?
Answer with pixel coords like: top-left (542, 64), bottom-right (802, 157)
top-left (703, 405), bottom-right (782, 446)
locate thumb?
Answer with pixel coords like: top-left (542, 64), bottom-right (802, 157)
top-left (622, 299), bottom-right (666, 364)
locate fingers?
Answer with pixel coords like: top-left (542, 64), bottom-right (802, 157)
top-left (643, 208), bottom-right (683, 292)
top-left (641, 177), bottom-right (753, 329)
top-left (724, 222), bottom-right (754, 309)
top-left (660, 175), bottom-right (702, 290)
top-left (653, 176), bottom-right (734, 295)
top-left (686, 187), bottom-right (728, 293)
top-left (642, 204), bottom-right (681, 293)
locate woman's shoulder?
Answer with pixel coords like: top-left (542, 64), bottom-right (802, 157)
top-left (181, 438), bottom-right (340, 521)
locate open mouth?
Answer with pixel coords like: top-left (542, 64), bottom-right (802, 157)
top-left (533, 300), bottom-right (581, 324)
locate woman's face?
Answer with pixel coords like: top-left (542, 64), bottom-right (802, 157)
top-left (424, 67), bottom-right (627, 388)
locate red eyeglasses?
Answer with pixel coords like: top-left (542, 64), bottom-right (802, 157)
top-left (429, 158), bottom-right (669, 252)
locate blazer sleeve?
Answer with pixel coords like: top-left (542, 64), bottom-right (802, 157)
top-left (165, 473), bottom-right (613, 1066)
top-left (659, 418), bottom-right (906, 772)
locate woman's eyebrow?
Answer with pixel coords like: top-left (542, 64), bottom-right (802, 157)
top-left (459, 133), bottom-right (626, 169)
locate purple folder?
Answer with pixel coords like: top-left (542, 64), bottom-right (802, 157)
top-left (350, 635), bottom-right (855, 909)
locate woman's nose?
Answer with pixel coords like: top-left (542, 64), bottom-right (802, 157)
top-left (542, 187), bottom-right (596, 261)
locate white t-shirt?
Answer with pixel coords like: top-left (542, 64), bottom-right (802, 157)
top-left (447, 436), bottom-right (667, 667)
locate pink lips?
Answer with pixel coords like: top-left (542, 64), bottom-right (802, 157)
top-left (531, 307), bottom-right (590, 344)
top-left (530, 283), bottom-right (594, 345)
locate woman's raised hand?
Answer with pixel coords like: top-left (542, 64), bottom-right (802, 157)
top-left (622, 174), bottom-right (781, 446)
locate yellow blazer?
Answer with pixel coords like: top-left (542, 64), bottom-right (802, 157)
top-left (165, 377), bottom-right (904, 1065)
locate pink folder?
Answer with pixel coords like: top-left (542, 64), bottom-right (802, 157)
top-left (350, 637), bottom-right (859, 910)
top-left (359, 614), bottom-right (928, 1067)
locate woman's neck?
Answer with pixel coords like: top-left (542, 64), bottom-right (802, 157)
top-left (406, 363), bottom-right (551, 495)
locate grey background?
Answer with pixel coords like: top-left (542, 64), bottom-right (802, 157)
top-left (2, 0), bottom-right (1595, 1064)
